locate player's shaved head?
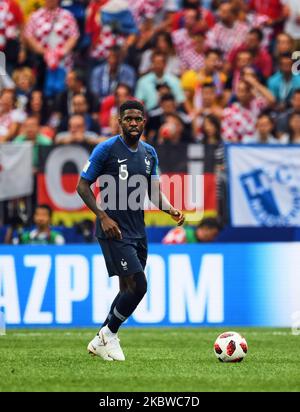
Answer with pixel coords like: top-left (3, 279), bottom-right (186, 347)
top-left (119, 100), bottom-right (145, 117)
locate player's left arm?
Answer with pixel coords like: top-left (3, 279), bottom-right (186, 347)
top-left (148, 147), bottom-right (185, 226)
top-left (150, 178), bottom-right (185, 226)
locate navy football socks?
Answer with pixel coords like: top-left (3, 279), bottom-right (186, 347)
top-left (107, 273), bottom-right (147, 333)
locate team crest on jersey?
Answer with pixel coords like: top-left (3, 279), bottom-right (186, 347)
top-left (240, 163), bottom-right (300, 226)
top-left (120, 259), bottom-right (128, 271)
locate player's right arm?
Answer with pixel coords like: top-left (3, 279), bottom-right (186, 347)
top-left (76, 178), bottom-right (122, 240)
top-left (76, 142), bottom-right (122, 240)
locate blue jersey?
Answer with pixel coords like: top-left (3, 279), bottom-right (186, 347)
top-left (81, 135), bottom-right (159, 239)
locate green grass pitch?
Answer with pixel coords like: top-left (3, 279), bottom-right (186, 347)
top-left (0, 327), bottom-right (300, 392)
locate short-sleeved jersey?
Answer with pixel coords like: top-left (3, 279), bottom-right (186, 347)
top-left (81, 135), bottom-right (159, 239)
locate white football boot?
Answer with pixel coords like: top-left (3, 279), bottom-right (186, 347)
top-left (99, 326), bottom-right (125, 361)
top-left (87, 334), bottom-right (113, 361)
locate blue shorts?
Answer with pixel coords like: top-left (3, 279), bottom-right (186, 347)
top-left (97, 237), bottom-right (148, 277)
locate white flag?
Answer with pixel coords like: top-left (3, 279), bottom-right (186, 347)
top-left (0, 143), bottom-right (33, 201)
top-left (227, 144), bottom-right (300, 226)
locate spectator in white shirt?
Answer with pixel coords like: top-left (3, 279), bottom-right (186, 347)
top-left (243, 113), bottom-right (280, 144)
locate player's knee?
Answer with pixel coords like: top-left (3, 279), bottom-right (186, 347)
top-left (134, 272), bottom-right (147, 299)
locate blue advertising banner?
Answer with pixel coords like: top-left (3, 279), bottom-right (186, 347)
top-left (0, 243), bottom-right (300, 328)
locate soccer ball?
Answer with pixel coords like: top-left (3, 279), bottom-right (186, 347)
top-left (214, 331), bottom-right (248, 362)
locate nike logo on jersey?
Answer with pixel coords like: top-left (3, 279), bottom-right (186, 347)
top-left (118, 159), bottom-right (127, 163)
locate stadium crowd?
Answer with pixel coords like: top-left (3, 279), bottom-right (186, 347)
top-left (0, 0), bottom-right (300, 243)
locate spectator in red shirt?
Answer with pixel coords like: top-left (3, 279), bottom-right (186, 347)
top-left (229, 28), bottom-right (273, 79)
top-left (248, 0), bottom-right (284, 23)
top-left (99, 83), bottom-right (132, 136)
top-left (171, 0), bottom-right (215, 33)
top-left (248, 0), bottom-right (288, 40)
top-left (229, 50), bottom-right (254, 94)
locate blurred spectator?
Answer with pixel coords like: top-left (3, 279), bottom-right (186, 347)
top-left (274, 32), bottom-right (294, 61)
top-left (52, 69), bottom-right (99, 128)
top-left (146, 93), bottom-right (192, 142)
top-left (12, 204), bottom-right (65, 245)
top-left (90, 45), bottom-right (136, 101)
top-left (201, 114), bottom-right (225, 174)
top-left (281, 112), bottom-right (300, 144)
top-left (125, 18), bottom-right (157, 72)
top-left (231, 0), bottom-right (271, 49)
top-left (13, 115), bottom-right (52, 167)
top-left (12, 67), bottom-right (36, 109)
top-left (155, 82), bottom-right (173, 99)
top-left (243, 112), bottom-right (279, 144)
top-left (58, 93), bottom-right (100, 134)
top-left (181, 49), bottom-right (227, 100)
top-left (135, 51), bottom-right (185, 110)
top-left (191, 83), bottom-right (223, 140)
top-left (282, 0), bottom-right (300, 50)
top-left (202, 113), bottom-right (222, 145)
top-left (162, 217), bottom-right (221, 244)
top-left (127, 0), bottom-right (164, 27)
top-left (171, 0), bottom-right (215, 33)
top-left (0, 88), bottom-right (26, 143)
top-left (139, 31), bottom-right (181, 76)
top-left (55, 114), bottom-right (100, 145)
top-left (24, 0), bottom-right (80, 97)
top-left (85, 0), bottom-right (137, 64)
top-left (0, 0), bottom-right (24, 74)
top-left (26, 89), bottom-right (50, 127)
top-left (157, 113), bottom-right (192, 145)
top-left (172, 8), bottom-right (206, 72)
top-left (276, 89), bottom-right (300, 135)
top-left (206, 2), bottom-right (249, 57)
top-left (248, 0), bottom-right (285, 34)
top-left (222, 74), bottom-right (275, 142)
top-left (268, 54), bottom-right (300, 110)
top-left (229, 28), bottom-right (273, 79)
top-left (99, 83), bottom-right (132, 136)
top-left (229, 50), bottom-right (254, 94)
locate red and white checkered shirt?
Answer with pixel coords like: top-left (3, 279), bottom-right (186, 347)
top-left (206, 21), bottom-right (249, 57)
top-left (90, 25), bottom-right (125, 60)
top-left (172, 29), bottom-right (205, 72)
top-left (247, 12), bottom-right (273, 49)
top-left (24, 7), bottom-right (79, 69)
top-left (0, 0), bottom-right (23, 50)
top-left (221, 97), bottom-right (267, 142)
top-left (127, 0), bottom-right (163, 25)
top-left (85, 0), bottom-right (126, 60)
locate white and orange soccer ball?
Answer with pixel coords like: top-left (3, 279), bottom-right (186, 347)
top-left (214, 331), bottom-right (248, 362)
